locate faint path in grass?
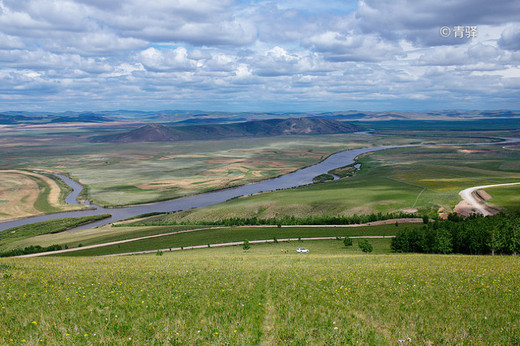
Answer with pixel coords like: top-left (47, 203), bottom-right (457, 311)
top-left (457, 182), bottom-right (520, 216)
top-left (260, 273), bottom-right (276, 345)
top-left (386, 177), bottom-right (428, 209)
top-left (14, 218), bottom-right (420, 258)
top-left (412, 188), bottom-right (426, 208)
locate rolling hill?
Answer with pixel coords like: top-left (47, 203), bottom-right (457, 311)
top-left (90, 118), bottom-right (364, 143)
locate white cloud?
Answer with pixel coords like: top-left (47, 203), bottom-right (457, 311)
top-left (0, 0), bottom-right (518, 111)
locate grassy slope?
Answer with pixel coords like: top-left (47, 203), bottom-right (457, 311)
top-left (0, 215), bottom-right (111, 252)
top-left (484, 185), bottom-right (520, 212)
top-left (56, 223), bottom-right (414, 256)
top-left (1, 247), bottom-right (519, 344)
top-left (149, 144), bottom-right (520, 222)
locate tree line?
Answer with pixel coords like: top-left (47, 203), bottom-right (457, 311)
top-left (391, 213), bottom-right (520, 255)
top-left (128, 211), bottom-right (419, 227)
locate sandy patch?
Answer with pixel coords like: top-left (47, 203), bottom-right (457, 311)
top-left (401, 208), bottom-right (418, 213)
top-left (475, 190), bottom-right (492, 200)
top-left (457, 149), bottom-right (491, 153)
top-left (453, 200), bottom-right (476, 217)
top-left (437, 207), bottom-right (448, 220)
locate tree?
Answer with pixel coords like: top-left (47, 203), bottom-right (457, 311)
top-left (488, 227), bottom-right (502, 256)
top-left (343, 237), bottom-right (353, 247)
top-left (358, 239), bottom-right (373, 253)
top-left (434, 229), bottom-right (453, 254)
top-left (243, 239), bottom-right (250, 251)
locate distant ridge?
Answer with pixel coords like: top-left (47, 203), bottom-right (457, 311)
top-left (90, 118), bottom-right (364, 143)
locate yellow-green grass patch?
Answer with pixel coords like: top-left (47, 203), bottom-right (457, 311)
top-left (0, 249), bottom-right (519, 344)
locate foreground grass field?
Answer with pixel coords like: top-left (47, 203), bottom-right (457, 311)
top-left (1, 246), bottom-right (519, 344)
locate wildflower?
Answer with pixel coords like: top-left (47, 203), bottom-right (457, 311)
top-left (31, 321), bottom-right (37, 325)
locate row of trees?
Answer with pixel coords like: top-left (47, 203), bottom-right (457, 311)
top-left (391, 213), bottom-right (520, 255)
top-left (0, 244), bottom-right (63, 257)
top-left (154, 211), bottom-right (420, 227)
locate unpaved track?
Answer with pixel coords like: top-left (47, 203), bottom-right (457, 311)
top-left (103, 236), bottom-right (396, 257)
top-left (14, 219), bottom-right (417, 258)
top-left (458, 182), bottom-right (520, 216)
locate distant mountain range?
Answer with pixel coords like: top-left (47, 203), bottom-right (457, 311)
top-left (0, 109), bottom-right (519, 125)
top-left (90, 118), bottom-right (364, 143)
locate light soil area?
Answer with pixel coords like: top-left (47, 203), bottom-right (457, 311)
top-left (0, 171), bottom-right (40, 221)
top-left (0, 170), bottom-right (84, 221)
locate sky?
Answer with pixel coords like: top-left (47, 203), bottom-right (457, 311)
top-left (0, 0), bottom-right (519, 112)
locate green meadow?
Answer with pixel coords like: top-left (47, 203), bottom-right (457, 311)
top-left (0, 124), bottom-right (498, 207)
top-left (483, 185), bottom-right (520, 212)
top-left (1, 247), bottom-right (519, 344)
top-left (149, 143), bottom-right (520, 223)
top-left (56, 224), bottom-right (406, 257)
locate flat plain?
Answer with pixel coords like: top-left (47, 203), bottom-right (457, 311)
top-left (0, 123), bottom-right (500, 207)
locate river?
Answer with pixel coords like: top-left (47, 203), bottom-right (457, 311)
top-left (1, 136), bottom-right (518, 232)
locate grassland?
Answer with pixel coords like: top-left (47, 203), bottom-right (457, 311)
top-left (0, 123), bottom-right (498, 207)
top-left (0, 170), bottom-right (86, 221)
top-left (55, 223), bottom-right (412, 257)
top-left (0, 215), bottom-right (111, 253)
top-left (1, 247), bottom-right (519, 344)
top-left (483, 185), bottom-right (520, 212)
top-left (144, 143), bottom-right (520, 223)
top-left (3, 219), bottom-right (415, 256)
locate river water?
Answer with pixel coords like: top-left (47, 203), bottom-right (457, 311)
top-left (1, 136), bottom-right (518, 232)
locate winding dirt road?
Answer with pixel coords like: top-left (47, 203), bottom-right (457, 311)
top-left (458, 182), bottom-right (520, 216)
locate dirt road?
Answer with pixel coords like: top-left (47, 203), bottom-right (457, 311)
top-left (102, 236), bottom-right (396, 257)
top-left (15, 218), bottom-right (420, 258)
top-left (458, 182), bottom-right (520, 216)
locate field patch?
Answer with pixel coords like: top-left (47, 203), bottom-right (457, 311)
top-left (0, 170), bottom-right (86, 221)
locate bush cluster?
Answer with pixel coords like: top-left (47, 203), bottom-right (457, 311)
top-left (0, 244), bottom-right (63, 257)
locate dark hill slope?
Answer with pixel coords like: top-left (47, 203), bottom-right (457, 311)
top-left (90, 118), bottom-right (363, 143)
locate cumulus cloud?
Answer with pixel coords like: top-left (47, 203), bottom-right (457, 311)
top-left (138, 47), bottom-right (197, 72)
top-left (0, 0), bottom-right (518, 111)
top-left (499, 25), bottom-right (520, 51)
top-left (303, 31), bottom-right (401, 62)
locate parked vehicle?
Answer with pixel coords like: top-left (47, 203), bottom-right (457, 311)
top-left (296, 248), bottom-right (309, 253)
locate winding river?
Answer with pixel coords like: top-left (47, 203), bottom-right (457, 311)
top-left (1, 136), bottom-right (518, 232)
